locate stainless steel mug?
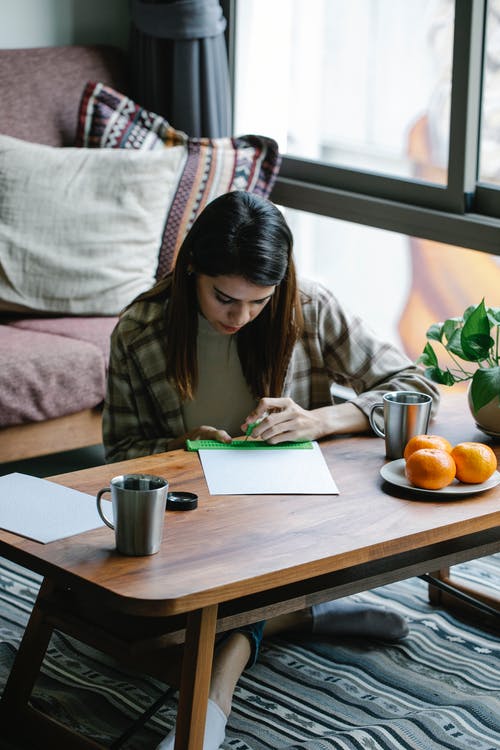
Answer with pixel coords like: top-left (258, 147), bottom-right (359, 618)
top-left (369, 391), bottom-right (433, 459)
top-left (96, 474), bottom-right (168, 556)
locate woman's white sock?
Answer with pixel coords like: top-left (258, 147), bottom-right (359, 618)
top-left (312, 599), bottom-right (409, 641)
top-left (156, 698), bottom-right (227, 750)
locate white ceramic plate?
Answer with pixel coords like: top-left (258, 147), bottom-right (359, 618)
top-left (380, 459), bottom-right (500, 497)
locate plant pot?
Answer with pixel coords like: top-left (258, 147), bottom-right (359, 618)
top-left (467, 387), bottom-right (500, 438)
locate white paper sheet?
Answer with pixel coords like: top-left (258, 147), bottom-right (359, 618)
top-left (0, 472), bottom-right (110, 543)
top-left (199, 441), bottom-right (339, 495)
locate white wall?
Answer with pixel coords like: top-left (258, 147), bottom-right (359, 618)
top-left (0, 0), bottom-right (129, 49)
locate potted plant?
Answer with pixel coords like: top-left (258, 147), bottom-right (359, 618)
top-left (418, 299), bottom-right (500, 436)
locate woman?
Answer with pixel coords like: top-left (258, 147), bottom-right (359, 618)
top-left (103, 191), bottom-right (439, 749)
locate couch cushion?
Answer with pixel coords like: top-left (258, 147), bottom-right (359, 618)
top-left (0, 45), bottom-right (127, 147)
top-left (0, 326), bottom-right (107, 426)
top-left (76, 81), bottom-right (281, 276)
top-left (0, 134), bottom-right (185, 315)
top-left (8, 317), bottom-right (118, 361)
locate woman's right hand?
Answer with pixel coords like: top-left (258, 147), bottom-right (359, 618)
top-left (168, 425), bottom-right (232, 451)
top-left (187, 425), bottom-right (232, 443)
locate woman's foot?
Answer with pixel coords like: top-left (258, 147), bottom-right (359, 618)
top-left (312, 599), bottom-right (409, 641)
top-left (156, 698), bottom-right (227, 750)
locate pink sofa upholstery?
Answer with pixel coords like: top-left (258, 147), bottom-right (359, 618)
top-left (0, 317), bottom-right (117, 427)
top-left (0, 45), bottom-right (127, 462)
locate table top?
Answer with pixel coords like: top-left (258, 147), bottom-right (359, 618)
top-left (1, 390), bottom-right (499, 616)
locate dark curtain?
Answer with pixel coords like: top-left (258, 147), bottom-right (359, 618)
top-left (129, 0), bottom-right (231, 137)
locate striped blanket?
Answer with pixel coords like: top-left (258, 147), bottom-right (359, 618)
top-left (0, 556), bottom-right (499, 749)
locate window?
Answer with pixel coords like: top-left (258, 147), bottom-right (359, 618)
top-left (224, 0), bottom-right (500, 347)
top-left (234, 0), bottom-right (453, 183)
top-left (225, 0), bottom-right (500, 253)
top-left (285, 207), bottom-right (499, 359)
top-left (479, 1), bottom-right (500, 186)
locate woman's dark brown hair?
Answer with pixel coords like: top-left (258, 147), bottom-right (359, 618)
top-left (149, 191), bottom-right (303, 400)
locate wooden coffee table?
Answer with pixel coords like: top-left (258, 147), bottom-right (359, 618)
top-left (1, 391), bottom-right (499, 749)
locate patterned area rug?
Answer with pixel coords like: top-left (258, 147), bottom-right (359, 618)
top-left (0, 555), bottom-right (499, 750)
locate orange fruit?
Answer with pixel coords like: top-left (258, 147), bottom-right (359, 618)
top-left (450, 442), bottom-right (497, 484)
top-left (405, 448), bottom-right (456, 490)
top-left (404, 434), bottom-right (453, 461)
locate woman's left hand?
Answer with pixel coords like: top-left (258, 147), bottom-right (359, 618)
top-left (241, 397), bottom-right (326, 444)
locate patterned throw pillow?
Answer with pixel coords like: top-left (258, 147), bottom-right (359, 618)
top-left (76, 82), bottom-right (282, 277)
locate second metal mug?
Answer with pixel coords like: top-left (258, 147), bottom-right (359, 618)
top-left (369, 391), bottom-right (433, 459)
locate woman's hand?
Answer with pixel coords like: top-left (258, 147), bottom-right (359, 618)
top-left (168, 425), bottom-right (232, 451)
top-left (187, 425), bottom-right (232, 443)
top-left (241, 398), bottom-right (324, 444)
top-left (241, 398), bottom-right (369, 444)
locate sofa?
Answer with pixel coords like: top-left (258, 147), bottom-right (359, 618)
top-left (0, 45), bottom-right (127, 463)
top-left (0, 44), bottom-right (280, 464)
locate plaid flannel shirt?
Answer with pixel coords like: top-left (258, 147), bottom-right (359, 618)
top-left (103, 278), bottom-right (440, 462)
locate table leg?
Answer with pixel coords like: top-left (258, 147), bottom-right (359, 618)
top-left (0, 579), bottom-right (55, 717)
top-left (428, 567), bottom-right (500, 617)
top-left (428, 567), bottom-right (450, 606)
top-left (174, 604), bottom-right (218, 750)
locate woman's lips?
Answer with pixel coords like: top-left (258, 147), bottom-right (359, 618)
top-left (220, 323), bottom-right (241, 333)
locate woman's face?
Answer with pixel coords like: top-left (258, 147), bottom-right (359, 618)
top-left (196, 274), bottom-right (276, 335)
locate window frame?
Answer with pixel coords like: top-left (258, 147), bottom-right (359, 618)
top-left (222, 0), bottom-right (500, 256)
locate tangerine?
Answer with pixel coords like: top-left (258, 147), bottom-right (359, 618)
top-left (403, 434), bottom-right (453, 461)
top-left (405, 448), bottom-right (456, 490)
top-left (450, 442), bottom-right (497, 484)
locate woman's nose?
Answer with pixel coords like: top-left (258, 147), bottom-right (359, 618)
top-left (229, 304), bottom-right (253, 326)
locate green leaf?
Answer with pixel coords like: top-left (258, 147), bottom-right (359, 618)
top-left (417, 342), bottom-right (438, 367)
top-left (461, 333), bottom-right (495, 362)
top-left (446, 328), bottom-right (467, 359)
top-left (461, 300), bottom-right (489, 336)
top-left (460, 300), bottom-right (494, 361)
top-left (426, 323), bottom-right (444, 342)
top-left (470, 367), bottom-right (500, 411)
top-left (487, 306), bottom-right (500, 326)
top-left (423, 366), bottom-right (456, 386)
top-left (442, 318), bottom-right (463, 345)
top-left (462, 304), bottom-right (477, 322)
top-left (420, 301), bottom-right (498, 377)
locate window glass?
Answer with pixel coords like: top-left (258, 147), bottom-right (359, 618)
top-left (479, 0), bottom-right (500, 186)
top-left (234, 0), bottom-right (454, 183)
top-left (285, 207), bottom-right (500, 361)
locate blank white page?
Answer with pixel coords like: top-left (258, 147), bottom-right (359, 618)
top-left (0, 472), bottom-right (109, 543)
top-left (199, 441), bottom-right (339, 495)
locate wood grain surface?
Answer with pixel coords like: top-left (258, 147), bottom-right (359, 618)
top-left (1, 388), bottom-right (499, 750)
top-left (1, 390), bottom-right (498, 616)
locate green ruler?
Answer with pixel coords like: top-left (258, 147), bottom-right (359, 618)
top-left (186, 439), bottom-right (313, 451)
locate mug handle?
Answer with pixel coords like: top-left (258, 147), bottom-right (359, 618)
top-left (369, 403), bottom-right (385, 438)
top-left (96, 488), bottom-right (114, 529)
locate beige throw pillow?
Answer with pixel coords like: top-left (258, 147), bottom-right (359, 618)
top-left (0, 134), bottom-right (185, 315)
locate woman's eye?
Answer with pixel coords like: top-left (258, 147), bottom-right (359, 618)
top-left (215, 294), bottom-right (232, 305)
